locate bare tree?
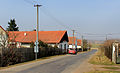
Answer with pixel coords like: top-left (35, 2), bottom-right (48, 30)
top-left (0, 31), bottom-right (8, 66)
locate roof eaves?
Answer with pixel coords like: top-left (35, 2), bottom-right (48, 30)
top-left (58, 31), bottom-right (67, 43)
top-left (0, 26), bottom-right (7, 33)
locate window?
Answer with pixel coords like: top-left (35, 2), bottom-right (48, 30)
top-left (60, 44), bottom-right (62, 49)
top-left (64, 44), bottom-right (66, 50)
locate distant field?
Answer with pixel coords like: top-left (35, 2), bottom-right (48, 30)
top-left (91, 44), bottom-right (102, 48)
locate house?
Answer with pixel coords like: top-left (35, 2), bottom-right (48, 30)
top-left (68, 37), bottom-right (77, 49)
top-left (0, 26), bottom-right (7, 48)
top-left (8, 31), bottom-right (69, 52)
top-left (68, 37), bottom-right (82, 49)
top-left (77, 39), bottom-right (82, 49)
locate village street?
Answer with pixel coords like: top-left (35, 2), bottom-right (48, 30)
top-left (0, 50), bottom-right (97, 73)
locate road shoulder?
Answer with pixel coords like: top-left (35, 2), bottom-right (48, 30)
top-left (72, 52), bottom-right (95, 73)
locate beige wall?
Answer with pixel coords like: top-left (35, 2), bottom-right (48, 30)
top-left (0, 27), bottom-right (7, 48)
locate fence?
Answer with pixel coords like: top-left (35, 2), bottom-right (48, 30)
top-left (103, 40), bottom-right (114, 61)
top-left (0, 47), bottom-right (64, 67)
top-left (102, 40), bottom-right (120, 64)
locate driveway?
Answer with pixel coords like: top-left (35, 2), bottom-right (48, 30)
top-left (0, 49), bottom-right (97, 73)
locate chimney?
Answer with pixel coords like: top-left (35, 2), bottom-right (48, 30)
top-left (24, 33), bottom-right (27, 36)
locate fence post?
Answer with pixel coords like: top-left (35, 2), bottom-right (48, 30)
top-left (112, 42), bottom-right (119, 64)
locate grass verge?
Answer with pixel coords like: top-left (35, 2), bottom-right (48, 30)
top-left (86, 71), bottom-right (120, 73)
top-left (89, 50), bottom-right (114, 65)
top-left (102, 67), bottom-right (120, 70)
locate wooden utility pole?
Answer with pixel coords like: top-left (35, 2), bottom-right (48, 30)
top-left (72, 30), bottom-right (75, 49)
top-left (34, 4), bottom-right (42, 60)
top-left (106, 34), bottom-right (107, 41)
top-left (81, 35), bottom-right (83, 51)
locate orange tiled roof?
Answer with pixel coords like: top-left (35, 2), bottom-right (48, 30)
top-left (68, 37), bottom-right (76, 45)
top-left (77, 39), bottom-right (82, 46)
top-left (68, 37), bottom-right (81, 46)
top-left (8, 31), bottom-right (68, 44)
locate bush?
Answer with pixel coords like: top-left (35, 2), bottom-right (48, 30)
top-left (1, 48), bottom-right (22, 67)
top-left (30, 42), bottom-right (35, 48)
top-left (37, 41), bottom-right (63, 58)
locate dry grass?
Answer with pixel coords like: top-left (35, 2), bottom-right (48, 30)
top-left (89, 50), bottom-right (114, 65)
top-left (102, 67), bottom-right (120, 70)
top-left (86, 71), bottom-right (120, 73)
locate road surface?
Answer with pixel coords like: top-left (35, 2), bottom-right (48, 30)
top-left (0, 50), bottom-right (97, 73)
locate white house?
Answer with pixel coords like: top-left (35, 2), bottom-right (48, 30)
top-left (68, 37), bottom-right (81, 49)
top-left (8, 31), bottom-right (69, 53)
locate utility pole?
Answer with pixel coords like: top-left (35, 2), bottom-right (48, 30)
top-left (81, 35), bottom-right (83, 51)
top-left (34, 4), bottom-right (42, 60)
top-left (72, 30), bottom-right (75, 49)
top-left (106, 34), bottom-right (107, 41)
top-left (88, 40), bottom-right (90, 50)
top-left (106, 34), bottom-right (112, 41)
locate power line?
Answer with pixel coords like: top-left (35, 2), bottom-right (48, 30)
top-left (40, 8), bottom-right (73, 31)
top-left (23, 0), bottom-right (35, 5)
top-left (23, 0), bottom-right (120, 39)
top-left (23, 0), bottom-right (78, 34)
top-left (83, 35), bottom-right (106, 37)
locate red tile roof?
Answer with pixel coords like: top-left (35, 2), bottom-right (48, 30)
top-left (68, 37), bottom-right (76, 45)
top-left (8, 31), bottom-right (68, 44)
top-left (77, 39), bottom-right (82, 46)
top-left (68, 37), bottom-right (81, 46)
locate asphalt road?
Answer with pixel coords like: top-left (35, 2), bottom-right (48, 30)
top-left (0, 50), bottom-right (97, 73)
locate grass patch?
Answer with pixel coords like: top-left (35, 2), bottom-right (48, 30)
top-left (89, 50), bottom-right (114, 65)
top-left (86, 71), bottom-right (120, 73)
top-left (102, 67), bottom-right (120, 70)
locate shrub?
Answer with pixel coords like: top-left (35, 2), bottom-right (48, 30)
top-left (1, 48), bottom-right (22, 67)
top-left (30, 42), bottom-right (35, 48)
top-left (37, 41), bottom-right (63, 58)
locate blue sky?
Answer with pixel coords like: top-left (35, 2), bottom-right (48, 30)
top-left (0, 0), bottom-right (120, 40)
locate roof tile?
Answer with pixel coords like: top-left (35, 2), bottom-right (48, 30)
top-left (8, 31), bottom-right (67, 44)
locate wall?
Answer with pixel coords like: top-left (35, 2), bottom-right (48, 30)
top-left (69, 45), bottom-right (75, 49)
top-left (77, 45), bottom-right (81, 48)
top-left (59, 41), bottom-right (68, 53)
top-left (0, 27), bottom-right (7, 48)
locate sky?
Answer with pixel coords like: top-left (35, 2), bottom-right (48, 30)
top-left (0, 0), bottom-right (120, 40)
